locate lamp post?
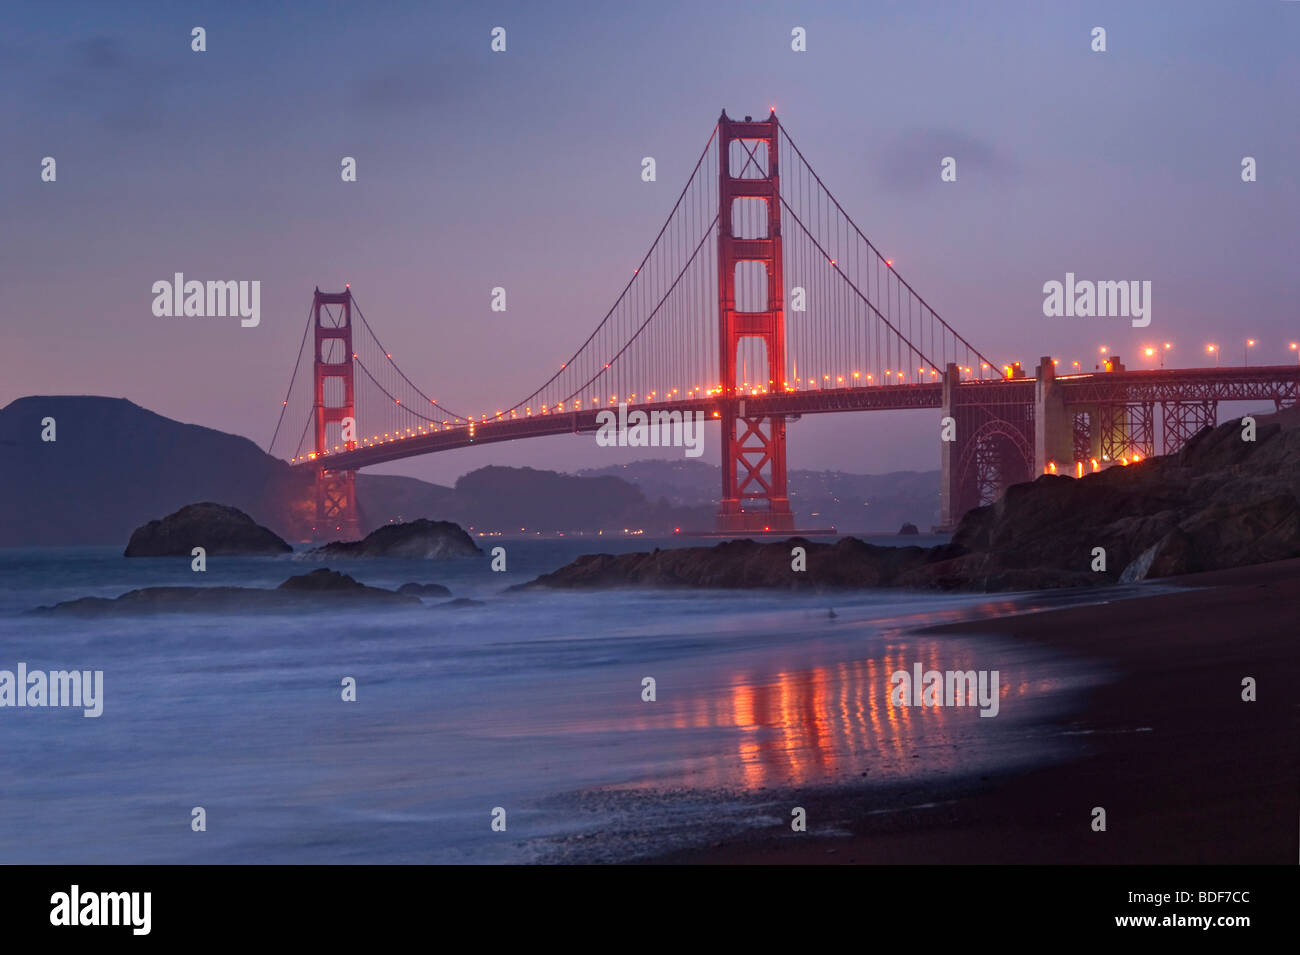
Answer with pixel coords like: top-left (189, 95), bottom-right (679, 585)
top-left (1245, 338), bottom-right (1255, 367)
top-left (1207, 343), bottom-right (1219, 367)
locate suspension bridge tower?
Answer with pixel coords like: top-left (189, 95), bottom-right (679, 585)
top-left (311, 287), bottom-right (362, 540)
top-left (716, 110), bottom-right (795, 533)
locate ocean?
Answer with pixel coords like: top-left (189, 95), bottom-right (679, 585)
top-left (0, 538), bottom-right (1112, 863)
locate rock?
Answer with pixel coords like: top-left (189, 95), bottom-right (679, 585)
top-left (124, 502), bottom-right (291, 557)
top-left (397, 582), bottom-right (453, 597)
top-left (898, 522), bottom-right (919, 535)
top-left (519, 411), bottom-right (1300, 593)
top-left (33, 569), bottom-right (418, 615)
top-left (310, 519), bottom-right (481, 559)
top-left (514, 537), bottom-right (930, 591)
top-left (434, 597), bottom-right (486, 609)
top-left (276, 569), bottom-right (414, 601)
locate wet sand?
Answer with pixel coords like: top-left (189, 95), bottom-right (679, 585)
top-left (649, 559), bottom-right (1300, 864)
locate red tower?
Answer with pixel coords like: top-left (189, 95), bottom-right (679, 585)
top-left (716, 110), bottom-right (794, 532)
top-left (312, 287), bottom-right (361, 539)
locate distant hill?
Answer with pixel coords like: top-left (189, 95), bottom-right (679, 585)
top-left (0, 396), bottom-right (308, 547)
top-left (578, 460), bottom-right (940, 532)
top-left (0, 396), bottom-right (705, 546)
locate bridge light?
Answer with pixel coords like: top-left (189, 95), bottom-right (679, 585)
top-left (885, 259), bottom-right (893, 267)
top-left (1099, 346), bottom-right (1108, 354)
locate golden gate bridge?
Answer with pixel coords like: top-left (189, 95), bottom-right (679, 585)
top-left (267, 110), bottom-right (1300, 539)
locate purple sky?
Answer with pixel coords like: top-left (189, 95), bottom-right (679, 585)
top-left (4, 0), bottom-right (1297, 486)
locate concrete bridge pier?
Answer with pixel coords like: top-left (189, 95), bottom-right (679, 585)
top-left (1034, 355), bottom-right (1074, 474)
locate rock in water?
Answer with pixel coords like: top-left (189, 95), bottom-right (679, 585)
top-left (898, 522), bottom-right (920, 535)
top-left (276, 569), bottom-right (416, 601)
top-left (397, 582), bottom-right (453, 597)
top-left (124, 502), bottom-right (292, 557)
top-left (310, 519), bottom-right (482, 559)
top-left (34, 569), bottom-right (417, 615)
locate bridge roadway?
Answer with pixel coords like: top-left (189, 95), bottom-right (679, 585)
top-left (290, 364), bottom-right (1300, 472)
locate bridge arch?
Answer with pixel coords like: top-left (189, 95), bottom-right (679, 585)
top-left (954, 418), bottom-right (1033, 517)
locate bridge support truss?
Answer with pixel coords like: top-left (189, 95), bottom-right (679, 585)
top-left (940, 364), bottom-right (1035, 528)
top-left (312, 288), bottom-right (361, 540)
top-left (716, 110), bottom-right (794, 533)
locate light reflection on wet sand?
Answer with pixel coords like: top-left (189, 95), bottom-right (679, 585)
top-left (597, 637), bottom-right (1070, 791)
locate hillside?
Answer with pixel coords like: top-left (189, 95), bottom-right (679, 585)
top-left (578, 460), bottom-right (940, 531)
top-left (0, 396), bottom-right (702, 545)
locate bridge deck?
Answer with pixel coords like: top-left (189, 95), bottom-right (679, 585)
top-left (288, 365), bottom-right (1300, 471)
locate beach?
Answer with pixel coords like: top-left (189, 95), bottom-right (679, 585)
top-left (650, 559), bottom-right (1300, 864)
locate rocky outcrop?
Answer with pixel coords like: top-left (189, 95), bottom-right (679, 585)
top-left (310, 519), bottom-right (481, 559)
top-left (913, 412), bottom-right (1300, 586)
top-left (522, 411), bottom-right (1300, 592)
top-left (898, 523), bottom-right (919, 535)
top-left (124, 502), bottom-right (292, 557)
top-left (517, 538), bottom-right (930, 591)
top-left (33, 569), bottom-right (418, 615)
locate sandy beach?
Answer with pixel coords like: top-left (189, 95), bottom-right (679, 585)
top-left (650, 559), bottom-right (1300, 864)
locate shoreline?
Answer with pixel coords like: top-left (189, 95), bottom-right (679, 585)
top-left (644, 559), bottom-right (1300, 864)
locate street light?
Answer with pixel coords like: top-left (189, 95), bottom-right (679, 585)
top-left (1292, 343), bottom-right (1299, 365)
top-left (1245, 338), bottom-right (1255, 367)
top-left (1162, 342), bottom-right (1172, 369)
top-left (1207, 343), bottom-right (1219, 367)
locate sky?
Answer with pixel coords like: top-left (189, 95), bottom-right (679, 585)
top-left (3, 0), bottom-right (1297, 486)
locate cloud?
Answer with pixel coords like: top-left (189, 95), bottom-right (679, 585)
top-left (49, 36), bottom-right (184, 133)
top-left (353, 59), bottom-right (493, 115)
top-left (876, 129), bottom-right (1020, 190)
